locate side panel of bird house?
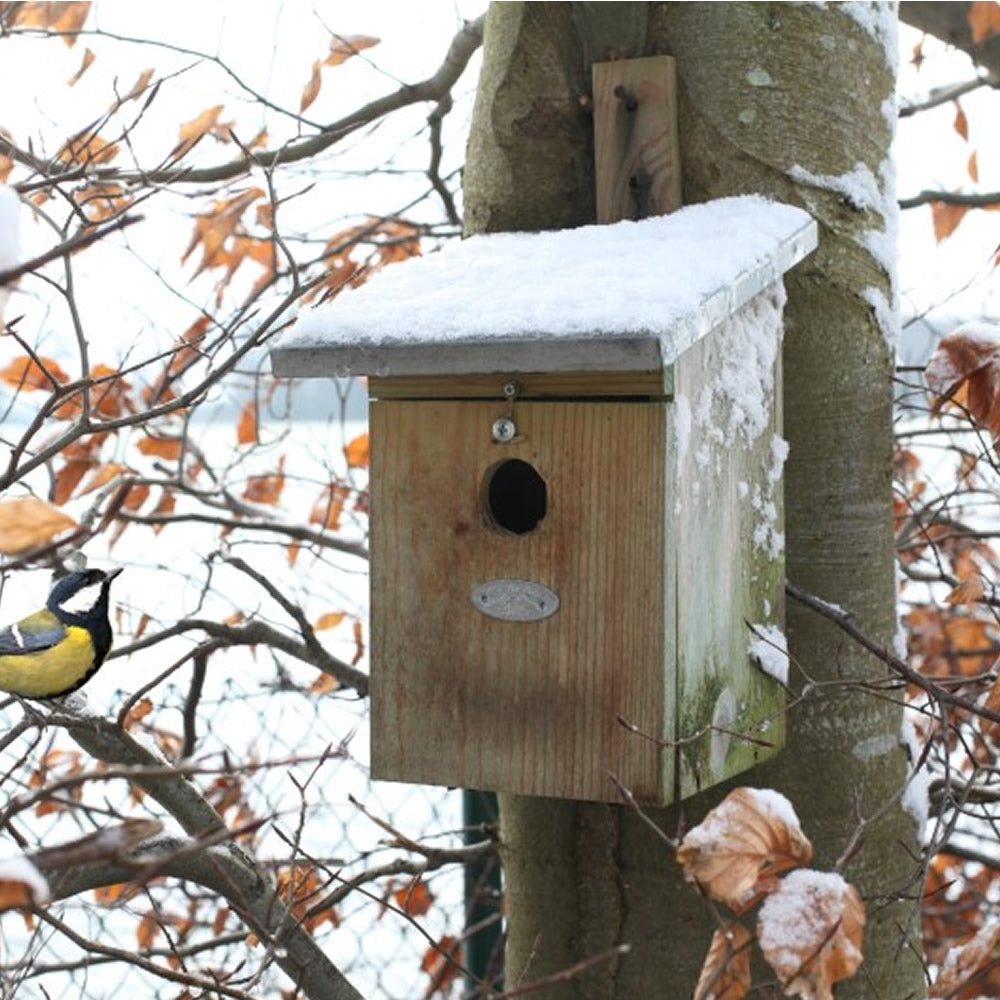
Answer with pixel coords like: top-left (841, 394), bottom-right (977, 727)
top-left (369, 398), bottom-right (668, 804)
top-left (670, 286), bottom-right (787, 799)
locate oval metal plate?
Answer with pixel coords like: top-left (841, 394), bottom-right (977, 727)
top-left (471, 579), bottom-right (560, 622)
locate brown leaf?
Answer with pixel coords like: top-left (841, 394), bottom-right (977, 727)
top-left (757, 870), bottom-right (865, 1000)
top-left (0, 355), bottom-right (70, 391)
top-left (421, 935), bottom-right (461, 998)
top-left (181, 188), bottom-right (265, 275)
top-left (123, 68), bottom-right (155, 103)
top-left (150, 489), bottom-right (175, 533)
top-left (676, 787), bottom-right (812, 912)
top-left (310, 482), bottom-right (349, 531)
top-left (693, 922), bottom-right (752, 1000)
top-left (324, 34), bottom-right (380, 67)
top-left (925, 323), bottom-right (1000, 442)
top-left (171, 104), bottom-right (230, 159)
top-left (286, 541), bottom-right (301, 567)
top-left (309, 672), bottom-right (338, 695)
top-left (136, 435), bottom-right (182, 461)
top-left (344, 432), bottom-right (369, 469)
top-left (300, 59), bottom-right (323, 112)
top-left (945, 569), bottom-right (986, 605)
top-left (6, 2), bottom-right (91, 44)
top-left (136, 912), bottom-right (159, 950)
top-left (52, 439), bottom-right (101, 505)
top-left (237, 400), bottom-right (257, 445)
top-left (954, 101), bottom-right (969, 141)
top-left (393, 878), bottom-right (434, 917)
top-left (243, 455), bottom-right (286, 506)
top-left (931, 200), bottom-right (968, 243)
top-left (0, 497), bottom-right (76, 554)
top-left (58, 130), bottom-right (118, 167)
top-left (351, 618), bottom-right (365, 666)
top-left (969, 1), bottom-right (1000, 43)
top-left (67, 47), bottom-right (95, 86)
top-left (314, 611), bottom-right (347, 631)
top-left (969, 149), bottom-right (980, 183)
top-left (930, 920), bottom-right (1000, 997)
top-left (0, 864), bottom-right (48, 913)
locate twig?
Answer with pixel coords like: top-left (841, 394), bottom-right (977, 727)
top-left (0, 214), bottom-right (142, 286)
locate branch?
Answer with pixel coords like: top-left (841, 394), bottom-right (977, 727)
top-left (900, 189), bottom-right (1000, 210)
top-left (785, 580), bottom-right (1000, 727)
top-left (36, 834), bottom-right (367, 1000)
top-left (0, 213), bottom-right (142, 286)
top-left (3, 15), bottom-right (486, 189)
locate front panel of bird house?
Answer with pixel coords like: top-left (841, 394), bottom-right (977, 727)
top-left (369, 392), bottom-right (671, 803)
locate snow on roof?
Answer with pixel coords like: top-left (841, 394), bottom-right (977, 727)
top-left (272, 195), bottom-right (816, 378)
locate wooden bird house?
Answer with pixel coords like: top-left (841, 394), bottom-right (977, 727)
top-left (271, 196), bottom-right (817, 805)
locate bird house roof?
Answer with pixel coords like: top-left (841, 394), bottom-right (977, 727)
top-left (271, 196), bottom-right (816, 379)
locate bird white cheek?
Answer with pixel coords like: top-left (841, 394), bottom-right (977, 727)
top-left (58, 582), bottom-right (103, 616)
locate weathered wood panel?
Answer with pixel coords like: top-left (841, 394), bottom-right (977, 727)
top-left (370, 399), bottom-right (668, 802)
top-left (593, 55), bottom-right (681, 223)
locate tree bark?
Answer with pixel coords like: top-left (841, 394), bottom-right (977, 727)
top-left (463, 3), bottom-right (925, 997)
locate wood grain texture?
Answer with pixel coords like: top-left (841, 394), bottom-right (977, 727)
top-left (369, 370), bottom-right (666, 400)
top-left (593, 55), bottom-right (682, 223)
top-left (370, 398), bottom-right (667, 803)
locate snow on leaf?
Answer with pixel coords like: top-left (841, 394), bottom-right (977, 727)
top-left (757, 870), bottom-right (865, 1000)
top-left (676, 788), bottom-right (812, 912)
top-left (930, 920), bottom-right (1000, 997)
top-left (693, 921), bottom-right (752, 1000)
top-left (0, 857), bottom-right (49, 913)
top-left (0, 497), bottom-right (76, 554)
top-left (969, 1), bottom-right (1000, 43)
top-left (925, 323), bottom-right (1000, 443)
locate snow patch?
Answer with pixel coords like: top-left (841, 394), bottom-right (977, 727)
top-left (282, 196), bottom-right (814, 359)
top-left (787, 162), bottom-right (881, 212)
top-left (900, 710), bottom-right (930, 839)
top-left (749, 624), bottom-right (789, 687)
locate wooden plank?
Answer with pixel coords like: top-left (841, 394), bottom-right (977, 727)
top-left (670, 292), bottom-right (786, 799)
top-left (593, 55), bottom-right (682, 223)
top-left (368, 369), bottom-right (667, 401)
top-left (370, 399), bottom-right (668, 803)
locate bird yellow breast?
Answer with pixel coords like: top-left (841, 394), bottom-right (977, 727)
top-left (0, 626), bottom-right (96, 697)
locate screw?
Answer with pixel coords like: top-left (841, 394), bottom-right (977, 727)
top-left (492, 417), bottom-right (517, 443)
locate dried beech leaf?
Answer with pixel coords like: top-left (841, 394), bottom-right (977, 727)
top-left (324, 34), bottom-right (380, 67)
top-left (676, 788), bottom-right (812, 912)
top-left (0, 859), bottom-right (48, 913)
top-left (925, 323), bottom-right (1000, 442)
top-left (969, 0), bottom-right (1000, 43)
top-left (931, 200), bottom-right (968, 243)
top-left (344, 432), bottom-right (369, 469)
top-left (930, 920), bottom-right (1000, 997)
top-left (953, 101), bottom-right (969, 141)
top-left (301, 59), bottom-right (323, 112)
top-left (315, 611), bottom-right (347, 631)
top-left (0, 497), bottom-right (76, 554)
top-left (236, 400), bottom-right (257, 445)
top-left (0, 355), bottom-right (70, 390)
top-left (67, 47), bottom-right (95, 86)
top-left (693, 921), bottom-right (752, 1000)
top-left (969, 149), bottom-right (980, 183)
top-left (945, 570), bottom-right (986, 605)
top-left (757, 870), bottom-right (865, 1000)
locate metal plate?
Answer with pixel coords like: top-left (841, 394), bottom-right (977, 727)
top-left (471, 579), bottom-right (560, 622)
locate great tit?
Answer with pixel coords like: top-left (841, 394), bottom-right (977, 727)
top-left (0, 567), bottom-right (122, 698)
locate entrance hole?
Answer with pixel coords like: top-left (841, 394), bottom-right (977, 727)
top-left (483, 459), bottom-right (547, 535)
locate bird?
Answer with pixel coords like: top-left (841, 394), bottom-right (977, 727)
top-left (0, 567), bottom-right (122, 698)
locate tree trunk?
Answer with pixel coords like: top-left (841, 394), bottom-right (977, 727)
top-left (463, 4), bottom-right (925, 997)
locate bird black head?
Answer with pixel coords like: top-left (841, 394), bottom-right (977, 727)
top-left (47, 567), bottom-right (122, 625)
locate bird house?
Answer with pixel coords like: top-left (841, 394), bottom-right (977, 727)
top-left (271, 196), bottom-right (817, 805)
